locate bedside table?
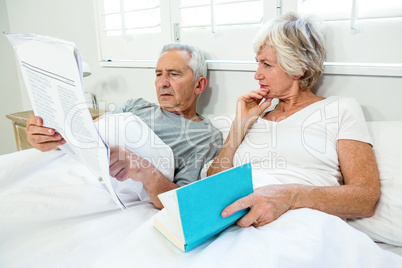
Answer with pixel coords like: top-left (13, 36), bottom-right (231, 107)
top-left (6, 108), bottom-right (107, 151)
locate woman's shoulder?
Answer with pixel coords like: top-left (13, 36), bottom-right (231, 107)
top-left (326, 96), bottom-right (363, 110)
top-left (326, 95), bottom-right (359, 104)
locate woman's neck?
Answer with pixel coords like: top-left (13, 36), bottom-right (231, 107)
top-left (275, 89), bottom-right (323, 112)
top-left (264, 89), bottom-right (325, 122)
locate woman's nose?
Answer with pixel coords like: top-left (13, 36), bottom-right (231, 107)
top-left (254, 66), bottom-right (264, 81)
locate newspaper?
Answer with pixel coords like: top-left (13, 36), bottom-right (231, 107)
top-left (6, 33), bottom-right (125, 209)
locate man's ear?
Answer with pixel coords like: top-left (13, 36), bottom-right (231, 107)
top-left (194, 77), bottom-right (207, 95)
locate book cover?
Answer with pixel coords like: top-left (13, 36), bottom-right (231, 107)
top-left (154, 163), bottom-right (253, 252)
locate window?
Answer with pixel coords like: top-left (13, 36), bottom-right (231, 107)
top-left (94, 0), bottom-right (402, 76)
top-left (103, 0), bottom-right (161, 36)
top-left (179, 0), bottom-right (263, 30)
top-left (299, 0), bottom-right (402, 21)
top-left (94, 0), bottom-right (171, 66)
top-left (176, 0), bottom-right (264, 69)
top-left (94, 0), bottom-right (268, 70)
top-left (298, 0), bottom-right (402, 76)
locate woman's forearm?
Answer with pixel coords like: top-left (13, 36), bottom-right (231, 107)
top-left (292, 183), bottom-right (379, 218)
top-left (208, 92), bottom-right (271, 177)
top-left (207, 119), bottom-right (251, 176)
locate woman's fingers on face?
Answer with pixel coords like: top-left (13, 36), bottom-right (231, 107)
top-left (240, 92), bottom-right (264, 103)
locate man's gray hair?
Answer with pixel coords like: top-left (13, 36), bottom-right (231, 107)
top-left (160, 43), bottom-right (207, 81)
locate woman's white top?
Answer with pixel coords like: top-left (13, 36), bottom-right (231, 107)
top-left (234, 96), bottom-right (372, 187)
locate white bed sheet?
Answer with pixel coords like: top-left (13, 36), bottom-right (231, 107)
top-left (377, 243), bottom-right (402, 257)
top-left (1, 149), bottom-right (402, 268)
top-left (0, 149), bottom-right (158, 268)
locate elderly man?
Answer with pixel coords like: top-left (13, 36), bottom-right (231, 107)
top-left (25, 43), bottom-right (222, 209)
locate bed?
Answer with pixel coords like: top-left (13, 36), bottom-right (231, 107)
top-left (1, 117), bottom-right (402, 268)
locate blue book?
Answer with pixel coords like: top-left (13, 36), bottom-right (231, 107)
top-left (153, 163), bottom-right (253, 252)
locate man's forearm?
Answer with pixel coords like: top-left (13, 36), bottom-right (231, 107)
top-left (142, 171), bottom-right (179, 209)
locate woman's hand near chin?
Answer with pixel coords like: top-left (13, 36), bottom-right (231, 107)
top-left (235, 88), bottom-right (272, 129)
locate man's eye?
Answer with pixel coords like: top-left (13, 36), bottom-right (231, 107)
top-left (264, 63), bottom-right (271, 68)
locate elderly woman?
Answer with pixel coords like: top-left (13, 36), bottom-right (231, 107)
top-left (207, 12), bottom-right (380, 227)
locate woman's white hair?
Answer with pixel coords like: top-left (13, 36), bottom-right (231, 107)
top-left (160, 43), bottom-right (207, 81)
top-left (252, 12), bottom-right (326, 90)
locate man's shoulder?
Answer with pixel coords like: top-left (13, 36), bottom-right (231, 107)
top-left (124, 97), bottom-right (154, 107)
top-left (201, 116), bottom-right (221, 133)
top-left (197, 116), bottom-right (224, 145)
top-left (122, 98), bottom-right (159, 111)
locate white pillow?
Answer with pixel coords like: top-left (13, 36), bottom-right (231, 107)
top-left (347, 121), bottom-right (402, 246)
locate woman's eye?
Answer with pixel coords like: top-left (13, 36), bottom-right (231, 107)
top-left (264, 63), bottom-right (271, 68)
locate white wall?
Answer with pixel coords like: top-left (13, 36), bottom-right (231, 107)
top-left (1, 0), bottom-right (402, 155)
top-left (0, 0), bottom-right (23, 154)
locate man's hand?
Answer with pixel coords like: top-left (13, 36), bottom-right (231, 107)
top-left (26, 115), bottom-right (65, 152)
top-left (109, 145), bottom-right (178, 209)
top-left (221, 184), bottom-right (300, 227)
top-left (109, 146), bottom-right (157, 183)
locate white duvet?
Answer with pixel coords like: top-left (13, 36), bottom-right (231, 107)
top-left (1, 149), bottom-right (401, 268)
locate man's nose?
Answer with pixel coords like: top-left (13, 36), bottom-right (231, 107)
top-left (157, 74), bottom-right (170, 88)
